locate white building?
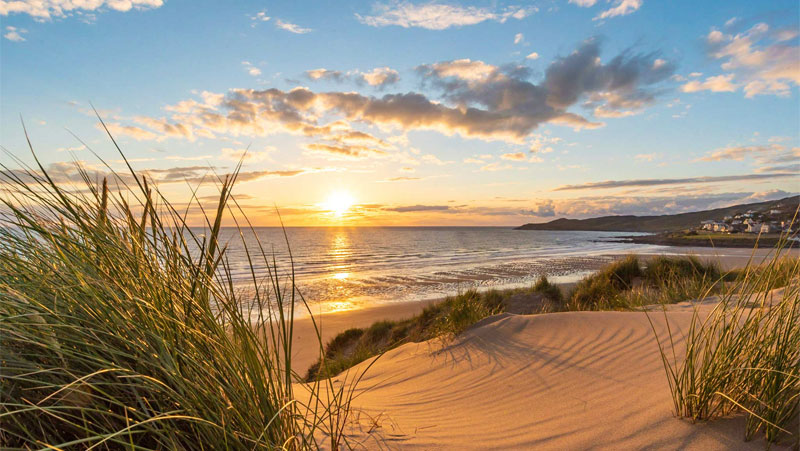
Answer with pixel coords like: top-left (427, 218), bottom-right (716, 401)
top-left (761, 223), bottom-right (779, 234)
top-left (716, 223), bottom-right (733, 232)
top-left (746, 222), bottom-right (763, 233)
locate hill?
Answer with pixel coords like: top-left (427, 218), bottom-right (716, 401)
top-left (515, 196), bottom-right (798, 233)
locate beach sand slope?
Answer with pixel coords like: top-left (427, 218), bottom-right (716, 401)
top-left (326, 304), bottom-right (784, 449)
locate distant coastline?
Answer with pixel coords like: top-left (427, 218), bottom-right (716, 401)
top-left (516, 195), bottom-right (798, 236)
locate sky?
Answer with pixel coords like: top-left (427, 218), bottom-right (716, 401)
top-left (1, 0), bottom-right (798, 226)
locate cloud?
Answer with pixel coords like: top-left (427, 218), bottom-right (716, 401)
top-left (3, 26), bottom-right (26, 41)
top-left (699, 144), bottom-right (782, 162)
top-left (418, 58), bottom-right (497, 81)
top-left (681, 74), bottom-right (737, 93)
top-left (249, 10), bottom-right (270, 26)
top-left (514, 33), bottom-right (523, 44)
top-left (101, 122), bottom-right (159, 141)
top-left (756, 163), bottom-right (800, 173)
top-left (554, 172), bottom-right (798, 191)
top-left (220, 147), bottom-right (273, 162)
top-left (0, 162), bottom-right (325, 190)
top-left (414, 39), bottom-right (671, 135)
top-left (109, 39), bottom-right (673, 145)
top-left (385, 204), bottom-right (451, 212)
top-left (634, 153), bottom-right (660, 162)
top-left (521, 200), bottom-right (556, 217)
top-left (420, 154), bottom-right (452, 165)
top-left (361, 66), bottom-right (400, 87)
top-left (305, 66), bottom-right (399, 87)
top-left (306, 68), bottom-right (345, 82)
top-left (698, 143), bottom-right (800, 173)
top-left (274, 19), bottom-right (311, 34)
top-left (479, 162), bottom-right (512, 171)
top-left (305, 142), bottom-right (388, 158)
top-left (381, 176), bottom-right (421, 182)
top-left (1, 0), bottom-right (163, 20)
top-left (526, 52), bottom-right (539, 60)
top-left (569, 0), bottom-right (597, 7)
top-left (501, 152), bottom-right (526, 161)
top-left (242, 61), bottom-right (261, 77)
top-left (356, 1), bottom-right (535, 30)
top-left (549, 191), bottom-right (795, 218)
top-left (686, 21), bottom-right (800, 97)
top-left (595, 0), bottom-right (642, 20)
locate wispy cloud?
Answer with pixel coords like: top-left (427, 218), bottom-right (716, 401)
top-left (1, 0), bottom-right (164, 20)
top-left (356, 1), bottom-right (536, 30)
top-left (305, 142), bottom-right (388, 159)
top-left (0, 162), bottom-right (328, 189)
top-left (248, 10), bottom-right (270, 26)
top-left (595, 0), bottom-right (643, 20)
top-left (385, 204), bottom-right (451, 212)
top-left (220, 147), bottom-right (274, 163)
top-left (3, 26), bottom-right (26, 41)
top-left (380, 176), bottom-right (422, 182)
top-left (698, 143), bottom-right (800, 173)
top-left (241, 61), bottom-right (261, 77)
top-left (274, 19), bottom-right (311, 34)
top-left (554, 172), bottom-right (797, 191)
top-left (683, 21), bottom-right (800, 97)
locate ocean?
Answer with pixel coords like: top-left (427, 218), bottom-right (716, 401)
top-left (211, 227), bottom-right (662, 314)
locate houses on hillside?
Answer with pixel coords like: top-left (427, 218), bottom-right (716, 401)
top-left (697, 207), bottom-right (795, 235)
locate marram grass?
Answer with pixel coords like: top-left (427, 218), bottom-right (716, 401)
top-left (0, 128), bottom-right (357, 449)
top-left (650, 234), bottom-right (799, 448)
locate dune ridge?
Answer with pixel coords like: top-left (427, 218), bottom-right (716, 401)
top-left (320, 293), bottom-right (790, 450)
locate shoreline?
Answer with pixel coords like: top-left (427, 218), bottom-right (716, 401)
top-left (289, 245), bottom-right (797, 372)
top-left (616, 233), bottom-right (789, 248)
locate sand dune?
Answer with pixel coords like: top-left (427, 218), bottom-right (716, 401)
top-left (321, 307), bottom-right (776, 449)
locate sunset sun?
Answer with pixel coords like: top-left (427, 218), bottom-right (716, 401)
top-left (322, 190), bottom-right (355, 216)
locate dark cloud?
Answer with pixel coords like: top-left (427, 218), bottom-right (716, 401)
top-left (118, 38), bottom-right (674, 145)
top-left (545, 39), bottom-right (674, 114)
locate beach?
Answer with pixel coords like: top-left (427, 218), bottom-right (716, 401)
top-left (312, 298), bottom-right (784, 449)
top-left (293, 251), bottom-right (795, 449)
top-left (290, 245), bottom-right (797, 373)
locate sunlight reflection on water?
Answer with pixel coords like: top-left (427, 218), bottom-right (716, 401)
top-left (213, 227), bottom-right (660, 311)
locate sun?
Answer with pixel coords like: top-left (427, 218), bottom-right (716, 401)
top-left (322, 190), bottom-right (355, 217)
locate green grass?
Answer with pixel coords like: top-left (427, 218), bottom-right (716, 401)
top-left (565, 254), bottom-right (728, 310)
top-left (0, 127), bottom-right (357, 449)
top-left (306, 280), bottom-right (564, 381)
top-left (650, 237), bottom-right (800, 447)
top-left (567, 255), bottom-right (643, 310)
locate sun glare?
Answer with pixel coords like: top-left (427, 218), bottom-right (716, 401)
top-left (322, 190), bottom-right (355, 217)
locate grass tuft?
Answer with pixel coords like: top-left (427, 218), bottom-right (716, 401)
top-left (568, 255), bottom-right (643, 310)
top-left (649, 233), bottom-right (800, 447)
top-left (0, 130), bottom-right (354, 449)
